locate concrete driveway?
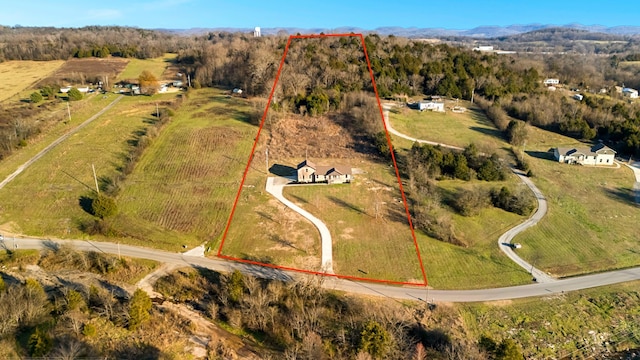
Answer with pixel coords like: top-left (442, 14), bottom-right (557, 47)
top-left (265, 177), bottom-right (334, 273)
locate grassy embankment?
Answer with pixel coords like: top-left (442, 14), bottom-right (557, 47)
top-left (513, 127), bottom-right (640, 277)
top-left (0, 60), bottom-right (65, 102)
top-left (462, 280), bottom-right (640, 358)
top-left (117, 53), bottom-right (177, 81)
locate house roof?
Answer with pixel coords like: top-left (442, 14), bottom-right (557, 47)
top-left (297, 159), bottom-right (316, 170)
top-left (557, 144), bottom-right (616, 157)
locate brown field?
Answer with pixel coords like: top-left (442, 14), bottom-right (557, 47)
top-left (37, 57), bottom-right (129, 86)
top-left (0, 60), bottom-right (65, 101)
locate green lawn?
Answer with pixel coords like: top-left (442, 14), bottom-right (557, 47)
top-left (389, 101), bottom-right (511, 156)
top-left (117, 53), bottom-right (177, 81)
top-left (0, 95), bottom-right (166, 239)
top-left (513, 127), bottom-right (640, 276)
top-left (278, 161), bottom-right (424, 283)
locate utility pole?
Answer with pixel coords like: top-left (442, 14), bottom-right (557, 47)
top-left (265, 147), bottom-right (269, 173)
top-left (187, 74), bottom-right (191, 88)
top-left (156, 102), bottom-right (159, 118)
top-left (66, 102), bottom-right (71, 123)
top-left (92, 164), bottom-right (100, 194)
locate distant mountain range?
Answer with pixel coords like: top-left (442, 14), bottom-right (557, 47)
top-left (164, 24), bottom-right (640, 38)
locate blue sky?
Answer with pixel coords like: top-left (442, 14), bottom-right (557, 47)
top-left (1, 0), bottom-right (637, 29)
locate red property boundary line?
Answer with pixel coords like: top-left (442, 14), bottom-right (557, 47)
top-left (217, 33), bottom-right (428, 287)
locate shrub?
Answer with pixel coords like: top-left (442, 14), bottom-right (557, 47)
top-left (91, 194), bottom-right (117, 219)
top-left (67, 88), bottom-right (83, 101)
top-left (30, 91), bottom-right (43, 103)
top-left (128, 289), bottom-right (152, 330)
top-left (490, 186), bottom-right (535, 216)
top-left (453, 187), bottom-right (490, 216)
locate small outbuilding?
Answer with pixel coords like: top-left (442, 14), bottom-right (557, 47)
top-left (417, 101), bottom-right (445, 112)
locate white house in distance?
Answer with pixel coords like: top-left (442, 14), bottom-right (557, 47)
top-left (554, 143), bottom-right (616, 166)
top-left (417, 101), bottom-right (445, 112)
top-left (296, 159), bottom-right (352, 184)
top-left (622, 87), bottom-right (638, 99)
top-left (544, 78), bottom-right (560, 86)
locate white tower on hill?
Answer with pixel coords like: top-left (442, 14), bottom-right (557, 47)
top-left (254, 27), bottom-right (261, 37)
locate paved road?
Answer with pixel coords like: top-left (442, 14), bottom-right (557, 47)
top-left (383, 103), bottom-right (553, 281)
top-left (624, 160), bottom-right (640, 204)
top-left (498, 169), bottom-right (555, 283)
top-left (0, 95), bottom-right (124, 190)
top-left (5, 237), bottom-right (640, 302)
top-left (265, 177), bottom-right (334, 273)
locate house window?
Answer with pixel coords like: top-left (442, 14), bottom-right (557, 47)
top-left (599, 158), bottom-right (602, 163)
top-left (607, 159), bottom-right (610, 163)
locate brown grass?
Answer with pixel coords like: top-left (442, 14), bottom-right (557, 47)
top-left (37, 57), bottom-right (129, 86)
top-left (0, 60), bottom-right (65, 101)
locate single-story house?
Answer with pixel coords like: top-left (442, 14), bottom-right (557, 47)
top-left (554, 143), bottom-right (616, 166)
top-left (473, 46), bottom-right (493, 52)
top-left (544, 78), bottom-right (560, 86)
top-left (417, 101), bottom-right (445, 112)
top-left (172, 80), bottom-right (184, 87)
top-left (296, 159), bottom-right (352, 184)
top-left (77, 87), bottom-right (89, 93)
top-left (60, 86), bottom-right (72, 93)
top-left (622, 87), bottom-right (638, 99)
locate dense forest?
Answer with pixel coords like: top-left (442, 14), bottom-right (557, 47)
top-left (2, 26), bottom-right (640, 155)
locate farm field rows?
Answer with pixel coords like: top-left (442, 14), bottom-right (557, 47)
top-left (0, 60), bottom-right (65, 102)
top-left (113, 89), bottom-right (259, 250)
top-left (513, 127), bottom-right (640, 277)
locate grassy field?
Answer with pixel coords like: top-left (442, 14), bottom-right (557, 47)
top-left (0, 93), bottom-right (122, 182)
top-left (389, 101), bottom-right (511, 156)
top-left (0, 94), bottom-right (174, 241)
top-left (0, 60), bottom-right (65, 102)
top-left (619, 60), bottom-right (640, 68)
top-left (462, 281), bottom-right (640, 358)
top-left (117, 53), bottom-right (177, 81)
top-left (513, 127), bottom-right (640, 277)
top-left (113, 88), bottom-right (260, 251)
top-left (277, 160), bottom-right (425, 282)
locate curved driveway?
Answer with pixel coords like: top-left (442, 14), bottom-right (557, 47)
top-left (265, 177), bottom-right (334, 273)
top-left (6, 237), bottom-right (640, 302)
top-left (383, 104), bottom-right (552, 281)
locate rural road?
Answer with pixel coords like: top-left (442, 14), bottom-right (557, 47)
top-left (5, 236), bottom-right (640, 302)
top-left (624, 160), bottom-right (640, 204)
top-left (382, 103), bottom-right (553, 280)
top-left (382, 104), bottom-right (463, 151)
top-left (0, 95), bottom-right (124, 190)
top-left (265, 176), bottom-right (334, 273)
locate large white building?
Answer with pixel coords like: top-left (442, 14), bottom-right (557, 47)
top-left (417, 101), bottom-right (445, 112)
top-left (554, 143), bottom-right (616, 166)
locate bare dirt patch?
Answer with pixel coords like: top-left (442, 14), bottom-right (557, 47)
top-left (38, 57), bottom-right (129, 85)
top-left (267, 114), bottom-right (375, 160)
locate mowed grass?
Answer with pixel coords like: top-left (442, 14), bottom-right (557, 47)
top-left (113, 88), bottom-right (259, 251)
top-left (117, 53), bottom-right (177, 81)
top-left (278, 160), bottom-right (425, 283)
top-left (514, 127), bottom-right (640, 277)
top-left (389, 101), bottom-right (510, 156)
top-left (0, 95), bottom-right (164, 238)
top-left (0, 60), bottom-right (65, 102)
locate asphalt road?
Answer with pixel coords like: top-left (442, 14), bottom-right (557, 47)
top-left (5, 237), bottom-right (640, 303)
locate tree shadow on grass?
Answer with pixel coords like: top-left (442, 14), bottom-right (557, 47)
top-left (328, 196), bottom-right (371, 217)
top-left (469, 126), bottom-right (505, 141)
top-left (604, 187), bottom-right (640, 207)
top-left (288, 194), bottom-right (308, 204)
top-left (525, 150), bottom-right (556, 161)
top-left (78, 195), bottom-right (95, 215)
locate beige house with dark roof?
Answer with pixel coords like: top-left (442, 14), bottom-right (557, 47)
top-left (554, 143), bottom-right (616, 165)
top-left (296, 159), bottom-right (352, 184)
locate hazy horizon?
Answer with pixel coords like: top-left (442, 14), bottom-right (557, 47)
top-left (1, 0), bottom-right (638, 30)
